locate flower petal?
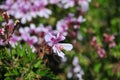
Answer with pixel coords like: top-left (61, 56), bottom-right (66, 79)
top-left (44, 33), bottom-right (55, 46)
top-left (59, 43), bottom-right (73, 51)
top-left (57, 51), bottom-right (65, 58)
top-left (53, 45), bottom-right (65, 58)
top-left (57, 32), bottom-right (65, 41)
top-left (45, 33), bottom-right (53, 42)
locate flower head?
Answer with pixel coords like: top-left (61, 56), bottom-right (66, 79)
top-left (45, 32), bottom-right (73, 58)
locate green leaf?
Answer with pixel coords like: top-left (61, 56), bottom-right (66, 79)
top-left (94, 63), bottom-right (101, 73)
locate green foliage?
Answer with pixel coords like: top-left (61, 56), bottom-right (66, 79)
top-left (110, 44), bottom-right (120, 60)
top-left (0, 43), bottom-right (56, 80)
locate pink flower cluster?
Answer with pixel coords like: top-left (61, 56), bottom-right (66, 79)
top-left (0, 0), bottom-right (52, 24)
top-left (59, 0), bottom-right (91, 12)
top-left (90, 34), bottom-right (116, 58)
top-left (56, 13), bottom-right (86, 38)
top-left (18, 24), bottom-right (52, 52)
top-left (18, 23), bottom-right (73, 58)
top-left (1, 17), bottom-right (73, 58)
top-left (103, 33), bottom-right (116, 48)
top-left (0, 0), bottom-right (91, 24)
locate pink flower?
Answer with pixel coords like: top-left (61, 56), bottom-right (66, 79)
top-left (103, 33), bottom-right (116, 48)
top-left (90, 36), bottom-right (97, 46)
top-left (103, 33), bottom-right (115, 42)
top-left (56, 20), bottom-right (68, 36)
top-left (78, 0), bottom-right (91, 12)
top-left (45, 32), bottom-right (65, 46)
top-left (9, 35), bottom-right (21, 47)
top-left (19, 27), bottom-right (30, 41)
top-left (36, 24), bottom-right (52, 34)
top-left (19, 27), bottom-right (38, 46)
top-left (0, 28), bottom-right (5, 35)
top-left (0, 39), bottom-right (6, 45)
top-left (109, 42), bottom-right (116, 48)
top-left (56, 14), bottom-right (86, 36)
top-left (97, 48), bottom-right (105, 58)
top-left (29, 23), bottom-right (36, 34)
top-left (26, 36), bottom-right (38, 46)
top-left (45, 32), bottom-right (73, 58)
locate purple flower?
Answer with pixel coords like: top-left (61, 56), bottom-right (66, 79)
top-left (9, 35), bottom-right (21, 47)
top-left (19, 27), bottom-right (30, 41)
top-left (45, 32), bottom-right (65, 46)
top-left (19, 27), bottom-right (38, 45)
top-left (29, 23), bottom-right (36, 34)
top-left (26, 36), bottom-right (38, 46)
top-left (36, 24), bottom-right (52, 34)
top-left (56, 14), bottom-right (74, 36)
top-left (45, 32), bottom-right (73, 58)
top-left (56, 14), bottom-right (86, 36)
top-left (0, 39), bottom-right (5, 45)
top-left (56, 20), bottom-right (68, 36)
